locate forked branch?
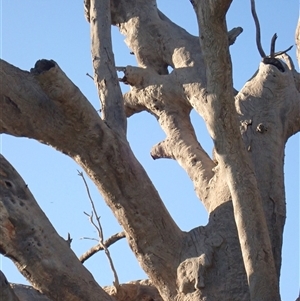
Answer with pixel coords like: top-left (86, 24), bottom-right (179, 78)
top-left (78, 171), bottom-right (120, 288)
top-left (251, 0), bottom-right (292, 72)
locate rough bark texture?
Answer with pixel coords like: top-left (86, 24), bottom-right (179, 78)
top-left (1, 1), bottom-right (299, 301)
top-left (9, 280), bottom-right (162, 301)
top-left (192, 1), bottom-right (279, 299)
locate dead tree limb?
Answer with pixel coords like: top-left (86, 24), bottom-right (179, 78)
top-left (79, 232), bottom-right (125, 263)
top-left (88, 0), bottom-right (127, 134)
top-left (78, 171), bottom-right (120, 288)
top-left (0, 155), bottom-right (114, 301)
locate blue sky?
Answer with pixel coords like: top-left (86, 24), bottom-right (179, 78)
top-left (1, 1), bottom-right (299, 300)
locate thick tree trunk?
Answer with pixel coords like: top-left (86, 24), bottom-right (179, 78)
top-left (1, 1), bottom-right (299, 301)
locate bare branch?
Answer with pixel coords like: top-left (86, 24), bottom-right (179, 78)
top-left (270, 33), bottom-right (277, 57)
top-left (274, 45), bottom-right (293, 57)
top-left (86, 72), bottom-right (94, 80)
top-left (250, 0), bottom-right (266, 57)
top-left (122, 66), bottom-right (216, 207)
top-left (0, 155), bottom-right (113, 301)
top-left (79, 232), bottom-right (125, 263)
top-left (89, 0), bottom-right (127, 134)
top-left (250, 1), bottom-right (292, 72)
top-left (1, 59), bottom-right (183, 298)
top-left (65, 233), bottom-right (73, 247)
top-left (228, 27), bottom-right (243, 45)
top-left (78, 171), bottom-right (120, 288)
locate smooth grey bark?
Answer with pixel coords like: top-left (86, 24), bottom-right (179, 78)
top-left (1, 1), bottom-right (299, 301)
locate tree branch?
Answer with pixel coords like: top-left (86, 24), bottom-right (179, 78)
top-left (88, 0), bottom-right (127, 134)
top-left (192, 1), bottom-right (280, 299)
top-left (0, 155), bottom-right (113, 301)
top-left (78, 171), bottom-right (120, 288)
top-left (80, 232), bottom-right (125, 263)
top-left (121, 66), bottom-right (216, 206)
top-left (0, 59), bottom-right (183, 299)
top-left (108, 2), bottom-right (245, 210)
top-left (250, 0), bottom-right (266, 57)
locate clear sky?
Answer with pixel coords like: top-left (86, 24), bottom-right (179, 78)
top-left (1, 1), bottom-right (299, 300)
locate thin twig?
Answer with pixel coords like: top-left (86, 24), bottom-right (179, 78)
top-left (78, 170), bottom-right (120, 288)
top-left (79, 232), bottom-right (125, 263)
top-left (65, 233), bottom-right (73, 247)
top-left (250, 0), bottom-right (266, 57)
top-left (80, 237), bottom-right (99, 241)
top-left (86, 72), bottom-right (94, 80)
top-left (274, 45), bottom-right (293, 57)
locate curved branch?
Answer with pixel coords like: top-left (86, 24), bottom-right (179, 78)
top-left (0, 155), bottom-right (113, 301)
top-left (250, 0), bottom-right (266, 57)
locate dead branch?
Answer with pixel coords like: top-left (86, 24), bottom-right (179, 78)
top-left (250, 0), bottom-right (266, 57)
top-left (79, 232), bottom-right (125, 263)
top-left (270, 33), bottom-right (277, 57)
top-left (250, 0), bottom-right (293, 73)
top-left (78, 171), bottom-right (120, 288)
top-left (227, 27), bottom-right (243, 45)
top-left (0, 155), bottom-right (113, 301)
top-left (1, 58), bottom-right (183, 299)
top-left (89, 0), bottom-right (127, 134)
top-left (65, 233), bottom-right (73, 247)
